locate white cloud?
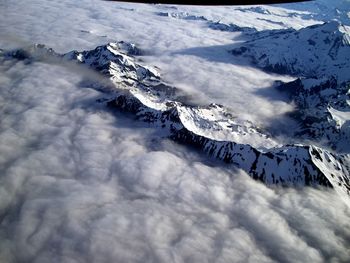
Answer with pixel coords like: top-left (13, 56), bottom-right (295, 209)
top-left (0, 1), bottom-right (349, 262)
top-left (0, 61), bottom-right (349, 263)
top-left (0, 0), bottom-right (308, 134)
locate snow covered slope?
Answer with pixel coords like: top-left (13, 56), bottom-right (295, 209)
top-left (275, 77), bottom-right (350, 152)
top-left (275, 0), bottom-right (350, 26)
top-left (231, 21), bottom-right (350, 81)
top-left (230, 20), bottom-right (350, 152)
top-left (64, 42), bottom-right (159, 87)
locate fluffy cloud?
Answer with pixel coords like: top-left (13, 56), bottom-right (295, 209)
top-left (0, 60), bottom-right (349, 263)
top-left (0, 0), bottom-right (307, 134)
top-left (0, 1), bottom-right (349, 262)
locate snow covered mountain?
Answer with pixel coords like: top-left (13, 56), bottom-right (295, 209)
top-left (110, 92), bottom-right (350, 197)
top-left (275, 0), bottom-right (350, 26)
top-left (231, 21), bottom-right (350, 81)
top-left (275, 77), bottom-right (350, 152)
top-left (69, 42), bottom-right (350, 197)
top-left (231, 20), bottom-right (350, 153)
top-left (3, 41), bottom-right (349, 197)
top-left (2, 1), bottom-right (350, 261)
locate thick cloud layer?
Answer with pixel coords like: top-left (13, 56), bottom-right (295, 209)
top-left (1, 1), bottom-right (350, 262)
top-left (0, 0), bottom-right (306, 134)
top-left (0, 55), bottom-right (349, 263)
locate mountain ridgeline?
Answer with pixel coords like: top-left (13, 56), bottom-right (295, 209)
top-left (2, 21), bottom-right (350, 198)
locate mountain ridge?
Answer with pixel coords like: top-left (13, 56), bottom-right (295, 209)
top-left (231, 21), bottom-right (350, 81)
top-left (2, 39), bottom-right (349, 198)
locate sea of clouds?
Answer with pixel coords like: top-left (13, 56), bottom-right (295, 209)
top-left (0, 0), bottom-right (304, 131)
top-left (0, 0), bottom-right (350, 262)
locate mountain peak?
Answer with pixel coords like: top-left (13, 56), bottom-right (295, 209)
top-left (64, 42), bottom-right (160, 86)
top-left (232, 21), bottom-right (350, 81)
top-left (307, 20), bottom-right (350, 45)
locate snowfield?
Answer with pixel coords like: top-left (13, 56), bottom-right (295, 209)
top-left (0, 0), bottom-right (350, 262)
